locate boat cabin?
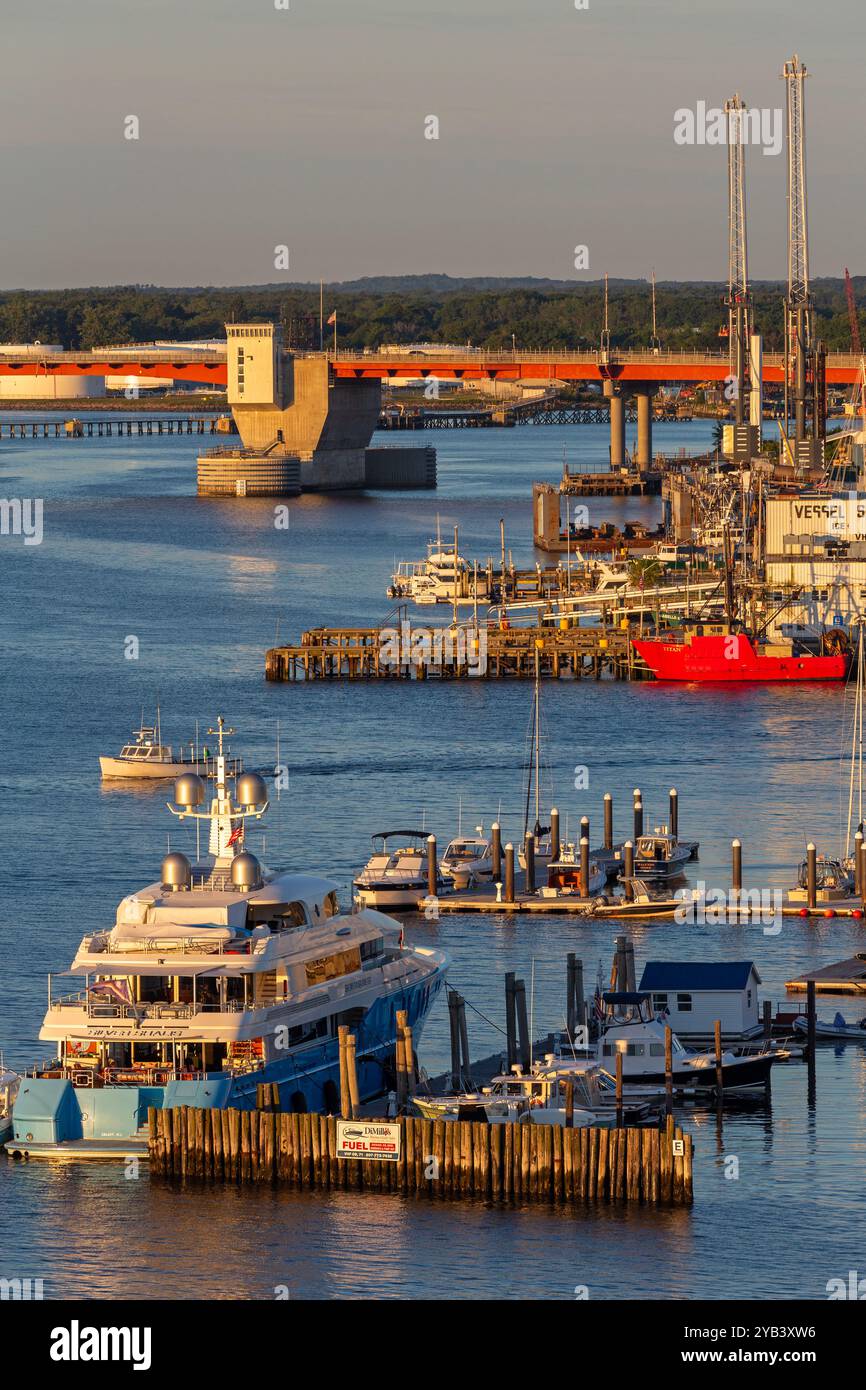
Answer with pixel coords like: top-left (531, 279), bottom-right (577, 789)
top-left (637, 960), bottom-right (763, 1040)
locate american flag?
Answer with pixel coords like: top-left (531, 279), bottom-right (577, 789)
top-left (228, 824), bottom-right (245, 846)
top-left (88, 978), bottom-right (133, 1006)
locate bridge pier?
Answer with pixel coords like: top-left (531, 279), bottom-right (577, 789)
top-left (608, 391), bottom-right (626, 469)
top-left (635, 388), bottom-right (653, 471)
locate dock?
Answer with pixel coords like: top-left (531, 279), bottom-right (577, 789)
top-left (0, 414), bottom-right (235, 440)
top-left (785, 956), bottom-right (866, 994)
top-left (265, 622), bottom-right (636, 682)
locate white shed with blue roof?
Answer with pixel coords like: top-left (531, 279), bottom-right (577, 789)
top-left (637, 961), bottom-right (763, 1040)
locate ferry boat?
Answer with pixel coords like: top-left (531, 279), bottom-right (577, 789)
top-left (10, 720), bottom-right (448, 1158)
top-left (99, 710), bottom-right (241, 781)
top-left (633, 624), bottom-right (849, 683)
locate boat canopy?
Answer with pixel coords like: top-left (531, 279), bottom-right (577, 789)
top-left (603, 991), bottom-right (652, 1006)
top-left (372, 829), bottom-right (428, 842)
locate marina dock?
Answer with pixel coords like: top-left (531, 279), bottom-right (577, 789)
top-left (0, 414), bottom-right (234, 440)
top-left (785, 957), bottom-right (866, 994)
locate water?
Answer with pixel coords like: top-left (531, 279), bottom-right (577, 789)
top-left (1, 417), bottom-right (864, 1300)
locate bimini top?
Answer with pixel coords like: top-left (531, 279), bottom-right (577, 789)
top-left (602, 991), bottom-right (652, 1006)
top-left (638, 961), bottom-right (760, 991)
top-left (372, 830), bottom-right (429, 842)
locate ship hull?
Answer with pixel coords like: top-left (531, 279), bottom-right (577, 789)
top-left (633, 635), bottom-right (847, 683)
top-left (99, 756), bottom-right (206, 780)
top-left (9, 972), bottom-right (445, 1158)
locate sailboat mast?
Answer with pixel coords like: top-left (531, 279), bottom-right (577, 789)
top-left (534, 643), bottom-right (541, 830)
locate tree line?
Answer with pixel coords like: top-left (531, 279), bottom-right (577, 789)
top-left (0, 279), bottom-right (862, 352)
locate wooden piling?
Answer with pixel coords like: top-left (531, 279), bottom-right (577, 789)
top-left (504, 842), bottom-right (515, 902)
top-left (603, 792), bottom-right (613, 851)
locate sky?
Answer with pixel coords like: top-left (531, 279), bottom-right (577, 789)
top-left (0, 0), bottom-right (862, 288)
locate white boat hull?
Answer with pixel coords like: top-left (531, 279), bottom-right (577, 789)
top-left (99, 756), bottom-right (206, 780)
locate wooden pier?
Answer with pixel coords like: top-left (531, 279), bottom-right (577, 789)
top-left (785, 956), bottom-right (866, 994)
top-left (147, 1104), bottom-right (693, 1206)
top-left (265, 622), bottom-right (636, 682)
top-left (0, 414), bottom-right (235, 441)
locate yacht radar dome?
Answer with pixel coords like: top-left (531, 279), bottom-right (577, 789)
top-left (174, 773), bottom-right (205, 810)
top-left (236, 771), bottom-right (268, 810)
top-left (231, 852), bottom-right (263, 890)
top-left (161, 851), bottom-right (192, 891)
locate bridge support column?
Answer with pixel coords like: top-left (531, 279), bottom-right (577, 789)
top-left (635, 390), bottom-right (653, 472)
top-left (609, 392), bottom-right (626, 469)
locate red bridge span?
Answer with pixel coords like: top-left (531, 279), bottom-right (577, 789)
top-left (0, 347), bottom-right (862, 387)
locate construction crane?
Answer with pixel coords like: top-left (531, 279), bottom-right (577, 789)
top-left (724, 94), bottom-right (751, 428)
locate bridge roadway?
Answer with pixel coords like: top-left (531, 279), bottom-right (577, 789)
top-left (0, 346), bottom-right (861, 387)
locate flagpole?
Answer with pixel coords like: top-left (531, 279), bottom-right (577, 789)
top-left (319, 279), bottom-right (324, 352)
top-left (333, 312), bottom-right (337, 356)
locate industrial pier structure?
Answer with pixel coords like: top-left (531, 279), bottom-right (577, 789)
top-left (198, 323), bottom-right (437, 495)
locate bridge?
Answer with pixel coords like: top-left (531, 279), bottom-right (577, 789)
top-left (0, 345), bottom-right (862, 387)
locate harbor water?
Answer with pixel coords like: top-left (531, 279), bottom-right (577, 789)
top-left (2, 418), bottom-right (865, 1299)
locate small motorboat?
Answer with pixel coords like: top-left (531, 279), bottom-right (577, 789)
top-left (353, 829), bottom-right (439, 910)
top-left (787, 855), bottom-right (855, 905)
top-left (544, 843), bottom-right (606, 898)
top-left (622, 828), bottom-right (692, 882)
top-left (792, 1012), bottom-right (866, 1042)
top-left (414, 1057), bottom-right (653, 1126)
top-left (440, 834), bottom-right (493, 889)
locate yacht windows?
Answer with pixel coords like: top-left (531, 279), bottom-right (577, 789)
top-left (281, 902), bottom-right (308, 928)
top-left (323, 892), bottom-right (339, 919)
top-left (626, 1043), bottom-right (645, 1057)
top-left (305, 946), bottom-right (361, 986)
top-left (287, 1017), bottom-right (328, 1048)
top-left (360, 937), bottom-right (384, 962)
top-left (649, 1043), bottom-right (665, 1057)
top-left (676, 993), bottom-right (693, 1012)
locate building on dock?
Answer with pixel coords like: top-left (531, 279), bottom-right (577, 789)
top-left (637, 962), bottom-right (763, 1040)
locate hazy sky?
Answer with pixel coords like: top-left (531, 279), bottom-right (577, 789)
top-left (1, 0), bottom-right (861, 287)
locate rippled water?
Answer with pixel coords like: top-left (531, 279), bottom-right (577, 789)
top-left (2, 417), bottom-right (865, 1299)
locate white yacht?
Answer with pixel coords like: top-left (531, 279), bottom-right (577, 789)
top-left (353, 830), bottom-right (439, 910)
top-left (440, 834), bottom-right (493, 889)
top-left (10, 720), bottom-right (448, 1158)
top-left (99, 710), bottom-right (241, 782)
top-left (414, 1056), bottom-right (652, 1127)
top-left (388, 524), bottom-right (471, 606)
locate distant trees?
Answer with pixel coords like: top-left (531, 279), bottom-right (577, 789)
top-left (0, 279), bottom-right (862, 352)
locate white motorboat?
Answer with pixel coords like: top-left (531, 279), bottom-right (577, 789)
top-left (353, 829), bottom-right (439, 910)
top-left (788, 855), bottom-right (854, 904)
top-left (388, 522), bottom-right (471, 606)
top-left (792, 1011), bottom-right (866, 1042)
top-left (99, 709), bottom-right (242, 782)
top-left (414, 1055), bottom-right (653, 1126)
top-left (11, 719), bottom-right (448, 1159)
top-left (594, 992), bottom-right (775, 1091)
top-left (440, 834), bottom-right (493, 889)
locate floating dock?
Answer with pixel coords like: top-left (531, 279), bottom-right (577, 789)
top-left (785, 956), bottom-right (866, 994)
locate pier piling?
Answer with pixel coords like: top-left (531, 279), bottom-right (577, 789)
top-left (603, 793), bottom-right (613, 851)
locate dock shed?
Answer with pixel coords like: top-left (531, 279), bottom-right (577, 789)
top-left (637, 961), bottom-right (763, 1040)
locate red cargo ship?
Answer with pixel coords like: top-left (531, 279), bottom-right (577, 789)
top-left (633, 625), bottom-right (849, 683)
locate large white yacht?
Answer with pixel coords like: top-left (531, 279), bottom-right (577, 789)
top-left (11, 719), bottom-right (448, 1157)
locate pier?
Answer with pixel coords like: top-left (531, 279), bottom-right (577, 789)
top-left (265, 622), bottom-right (636, 682)
top-left (0, 414), bottom-right (235, 440)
